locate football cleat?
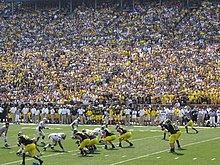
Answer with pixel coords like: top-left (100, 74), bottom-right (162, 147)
top-left (5, 144), bottom-right (9, 148)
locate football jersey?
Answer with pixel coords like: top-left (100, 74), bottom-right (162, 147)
top-left (104, 128), bottom-right (114, 136)
top-left (92, 128), bottom-right (103, 136)
top-left (37, 121), bottom-right (46, 131)
top-left (48, 133), bottom-right (64, 141)
top-left (0, 126), bottom-right (8, 135)
top-left (18, 135), bottom-right (33, 146)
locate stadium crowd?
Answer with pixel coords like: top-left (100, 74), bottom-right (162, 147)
top-left (0, 0), bottom-right (219, 126)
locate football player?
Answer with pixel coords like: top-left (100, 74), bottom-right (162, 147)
top-left (36, 118), bottom-right (48, 145)
top-left (103, 128), bottom-right (116, 149)
top-left (116, 125), bottom-right (133, 147)
top-left (172, 123), bottom-right (182, 149)
top-left (70, 117), bottom-right (80, 131)
top-left (162, 120), bottom-right (179, 153)
top-left (82, 129), bottom-right (98, 152)
top-left (159, 121), bottom-right (168, 140)
top-left (0, 122), bottom-right (9, 147)
top-left (92, 127), bottom-right (104, 143)
top-left (43, 133), bottom-right (66, 152)
top-left (16, 132), bottom-right (42, 156)
top-left (185, 117), bottom-right (199, 134)
top-left (73, 129), bottom-right (90, 156)
top-left (18, 134), bottom-right (43, 165)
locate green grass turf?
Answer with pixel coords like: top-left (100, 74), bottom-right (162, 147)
top-left (0, 123), bottom-right (220, 165)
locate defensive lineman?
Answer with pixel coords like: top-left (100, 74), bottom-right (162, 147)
top-left (43, 133), bottom-right (66, 152)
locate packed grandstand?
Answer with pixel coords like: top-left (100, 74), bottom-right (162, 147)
top-left (0, 0), bottom-right (219, 111)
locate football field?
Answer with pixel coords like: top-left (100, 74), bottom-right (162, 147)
top-left (0, 123), bottom-right (220, 165)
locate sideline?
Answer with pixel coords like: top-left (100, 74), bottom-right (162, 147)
top-left (110, 136), bottom-right (220, 165)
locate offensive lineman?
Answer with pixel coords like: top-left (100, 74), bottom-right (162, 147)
top-left (73, 129), bottom-right (90, 156)
top-left (116, 125), bottom-right (133, 147)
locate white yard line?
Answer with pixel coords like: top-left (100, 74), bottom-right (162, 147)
top-left (0, 135), bottom-right (160, 165)
top-left (110, 136), bottom-right (220, 165)
top-left (0, 151), bottom-right (77, 165)
top-left (2, 127), bottom-right (217, 165)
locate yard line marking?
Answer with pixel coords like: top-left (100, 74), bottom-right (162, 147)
top-left (156, 157), bottom-right (161, 159)
top-left (193, 158), bottom-right (197, 160)
top-left (0, 153), bottom-right (61, 165)
top-left (211, 158), bottom-right (216, 161)
top-left (132, 135), bottom-right (162, 141)
top-left (110, 136), bottom-right (220, 165)
top-left (0, 151), bottom-right (76, 165)
top-left (174, 157), bottom-right (179, 160)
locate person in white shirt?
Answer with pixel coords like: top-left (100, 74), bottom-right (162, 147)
top-left (50, 107), bottom-right (55, 124)
top-left (138, 107), bottom-right (145, 126)
top-left (31, 106), bottom-right (36, 123)
top-left (131, 110), bottom-right (137, 125)
top-left (58, 106), bottom-right (63, 124)
top-left (197, 108), bottom-right (204, 127)
top-left (0, 122), bottom-right (9, 147)
top-left (15, 108), bottom-right (20, 124)
top-left (66, 106), bottom-right (71, 124)
top-left (217, 108), bottom-right (220, 125)
top-left (10, 105), bottom-right (17, 123)
top-left (61, 106), bottom-right (67, 124)
top-left (34, 108), bottom-right (40, 123)
top-left (43, 133), bottom-right (66, 152)
top-left (42, 106), bottom-right (49, 119)
top-left (22, 106), bottom-right (29, 123)
top-left (209, 109), bottom-right (216, 128)
top-left (159, 107), bottom-right (167, 123)
top-left (77, 107), bottom-right (85, 124)
top-left (124, 106), bottom-right (131, 126)
top-left (103, 110), bottom-right (109, 127)
top-left (178, 107), bottom-right (185, 126)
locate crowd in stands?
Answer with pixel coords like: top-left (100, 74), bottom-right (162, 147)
top-left (0, 0), bottom-right (219, 124)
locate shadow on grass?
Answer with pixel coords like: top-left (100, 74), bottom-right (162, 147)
top-left (0, 147), bottom-right (11, 149)
top-left (90, 152), bottom-right (101, 155)
top-left (186, 132), bottom-right (198, 134)
top-left (78, 155), bottom-right (94, 157)
top-left (173, 152), bottom-right (184, 156)
top-left (107, 148), bottom-right (119, 150)
top-left (120, 146), bottom-right (135, 149)
top-left (176, 148), bottom-right (187, 151)
top-left (47, 150), bottom-right (65, 153)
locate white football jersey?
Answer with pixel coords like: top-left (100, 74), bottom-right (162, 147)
top-left (48, 133), bottom-right (65, 142)
top-left (92, 128), bottom-right (103, 136)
